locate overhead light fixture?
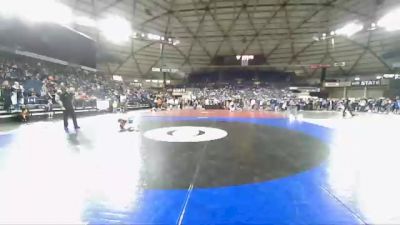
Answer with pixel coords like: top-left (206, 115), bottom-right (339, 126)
top-left (378, 8), bottom-right (400, 31)
top-left (335, 22), bottom-right (364, 37)
top-left (98, 16), bottom-right (132, 43)
top-left (148, 33), bottom-right (161, 40)
top-left (368, 22), bottom-right (377, 31)
top-left (383, 74), bottom-right (395, 78)
top-left (354, 77), bottom-right (360, 81)
top-left (172, 40), bottom-right (180, 46)
top-left (334, 62), bottom-right (346, 67)
top-left (321, 33), bottom-right (327, 40)
top-left (131, 31), bottom-right (178, 45)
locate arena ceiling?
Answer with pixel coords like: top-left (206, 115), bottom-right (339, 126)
top-left (63, 0), bottom-right (400, 80)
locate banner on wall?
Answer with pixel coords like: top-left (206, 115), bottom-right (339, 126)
top-left (172, 88), bottom-right (186, 96)
top-left (113, 75), bottom-right (123, 81)
top-left (324, 82), bottom-right (340, 87)
top-left (97, 100), bottom-right (110, 110)
top-left (351, 80), bottom-right (381, 86)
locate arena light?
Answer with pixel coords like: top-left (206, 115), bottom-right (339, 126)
top-left (383, 74), bottom-right (396, 79)
top-left (172, 40), bottom-right (180, 46)
top-left (132, 32), bottom-right (176, 44)
top-left (98, 16), bottom-right (132, 43)
top-left (148, 33), bottom-right (161, 41)
top-left (368, 23), bottom-right (377, 31)
top-left (335, 22), bottom-right (364, 37)
top-left (321, 33), bottom-right (327, 40)
top-left (378, 8), bottom-right (400, 31)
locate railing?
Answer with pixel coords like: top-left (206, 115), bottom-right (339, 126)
top-left (0, 99), bottom-right (150, 119)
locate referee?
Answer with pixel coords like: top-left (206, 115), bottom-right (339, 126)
top-left (58, 87), bottom-right (80, 131)
top-left (342, 98), bottom-right (354, 118)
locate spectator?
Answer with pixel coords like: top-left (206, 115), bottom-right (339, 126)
top-left (11, 81), bottom-right (23, 111)
top-left (58, 87), bottom-right (80, 132)
top-left (1, 80), bottom-right (12, 111)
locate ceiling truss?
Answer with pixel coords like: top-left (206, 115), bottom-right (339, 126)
top-left (65, 0), bottom-right (400, 79)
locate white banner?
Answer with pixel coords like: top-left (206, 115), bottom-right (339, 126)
top-left (97, 100), bottom-right (110, 110)
top-left (324, 82), bottom-right (340, 87)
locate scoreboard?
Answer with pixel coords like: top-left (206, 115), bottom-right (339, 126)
top-left (211, 55), bottom-right (266, 66)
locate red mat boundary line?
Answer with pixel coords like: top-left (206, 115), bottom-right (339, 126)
top-left (144, 109), bottom-right (286, 119)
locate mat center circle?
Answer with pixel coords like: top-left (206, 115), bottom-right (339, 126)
top-left (141, 120), bottom-right (329, 189)
top-left (144, 126), bottom-right (228, 143)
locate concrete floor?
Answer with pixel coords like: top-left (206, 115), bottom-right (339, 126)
top-left (1, 109), bottom-right (400, 224)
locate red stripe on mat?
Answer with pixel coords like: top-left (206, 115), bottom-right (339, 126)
top-left (145, 109), bottom-right (285, 119)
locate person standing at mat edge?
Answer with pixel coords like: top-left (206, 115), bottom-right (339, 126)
top-left (57, 87), bottom-right (80, 131)
top-left (343, 98), bottom-right (354, 118)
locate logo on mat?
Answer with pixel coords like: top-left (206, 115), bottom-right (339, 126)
top-left (144, 126), bottom-right (228, 143)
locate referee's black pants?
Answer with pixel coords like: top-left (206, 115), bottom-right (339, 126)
top-left (343, 106), bottom-right (354, 117)
top-left (63, 108), bottom-right (79, 128)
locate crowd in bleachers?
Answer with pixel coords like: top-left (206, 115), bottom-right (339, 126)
top-left (0, 52), bottom-right (152, 113)
top-left (2, 52), bottom-right (399, 117)
top-left (186, 86), bottom-right (400, 114)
